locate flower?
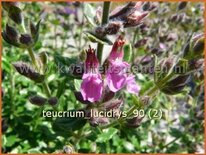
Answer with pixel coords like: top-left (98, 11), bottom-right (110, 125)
top-left (126, 75), bottom-right (141, 95)
top-left (109, 2), bottom-right (149, 28)
top-left (80, 46), bottom-right (103, 102)
top-left (106, 36), bottom-right (140, 94)
top-left (106, 36), bottom-right (129, 92)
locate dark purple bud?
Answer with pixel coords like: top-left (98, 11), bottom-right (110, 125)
top-left (134, 38), bottom-right (148, 48)
top-left (124, 12), bottom-right (149, 28)
top-left (13, 62), bottom-right (44, 83)
top-left (48, 97), bottom-right (58, 106)
top-left (178, 2), bottom-right (187, 10)
top-left (151, 48), bottom-right (163, 56)
top-left (19, 34), bottom-right (33, 46)
top-left (109, 2), bottom-right (143, 20)
top-left (170, 14), bottom-right (178, 22)
top-left (7, 5), bottom-right (22, 24)
top-left (29, 95), bottom-right (47, 106)
top-left (89, 108), bottom-right (109, 126)
top-left (95, 26), bottom-right (106, 38)
top-left (188, 59), bottom-right (204, 71)
top-left (140, 55), bottom-right (152, 66)
top-left (127, 116), bottom-right (144, 128)
top-left (102, 90), bottom-right (115, 102)
top-left (161, 74), bottom-right (191, 95)
top-left (6, 24), bottom-right (18, 42)
top-left (104, 99), bottom-right (123, 110)
top-left (105, 21), bottom-right (123, 35)
top-left (192, 35), bottom-right (204, 58)
top-left (74, 91), bottom-right (91, 104)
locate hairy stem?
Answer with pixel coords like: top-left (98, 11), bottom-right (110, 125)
top-left (97, 2), bottom-right (111, 64)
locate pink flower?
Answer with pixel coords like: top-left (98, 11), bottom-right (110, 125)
top-left (80, 46), bottom-right (103, 102)
top-left (106, 36), bottom-right (130, 92)
top-left (81, 73), bottom-right (103, 102)
top-left (106, 60), bottom-right (129, 92)
top-left (106, 36), bottom-right (141, 94)
top-left (126, 75), bottom-right (141, 95)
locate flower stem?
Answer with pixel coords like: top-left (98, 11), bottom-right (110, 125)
top-left (97, 2), bottom-right (111, 64)
top-left (100, 72), bottom-right (176, 129)
top-left (27, 48), bottom-right (51, 97)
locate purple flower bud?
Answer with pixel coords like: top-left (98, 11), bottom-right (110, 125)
top-left (5, 24), bottom-right (18, 42)
top-left (178, 2), bottom-right (187, 10)
top-left (104, 99), bottom-right (123, 110)
top-left (123, 12), bottom-right (149, 28)
top-left (134, 38), bottom-right (148, 48)
top-left (105, 21), bottom-right (123, 35)
top-left (48, 97), bottom-right (58, 106)
top-left (13, 62), bottom-right (44, 83)
top-left (102, 89), bottom-right (115, 102)
top-left (8, 5), bottom-right (22, 24)
top-left (29, 95), bottom-right (47, 106)
top-left (161, 74), bottom-right (191, 95)
top-left (19, 34), bottom-right (33, 46)
top-left (127, 116), bottom-right (144, 128)
top-left (80, 47), bottom-right (103, 102)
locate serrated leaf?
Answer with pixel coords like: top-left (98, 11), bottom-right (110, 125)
top-left (84, 31), bottom-right (112, 45)
top-left (84, 4), bottom-right (97, 26)
top-left (96, 128), bottom-right (118, 142)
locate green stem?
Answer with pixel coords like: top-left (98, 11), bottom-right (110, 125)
top-left (28, 48), bottom-right (38, 69)
top-left (42, 81), bottom-right (51, 97)
top-left (97, 2), bottom-right (111, 64)
top-left (100, 72), bottom-right (176, 129)
top-left (27, 48), bottom-right (51, 98)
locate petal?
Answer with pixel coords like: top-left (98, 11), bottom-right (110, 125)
top-left (80, 73), bottom-right (103, 102)
top-left (106, 61), bottom-right (129, 92)
top-left (126, 75), bottom-right (141, 95)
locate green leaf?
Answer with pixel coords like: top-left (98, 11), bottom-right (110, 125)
top-left (5, 135), bottom-right (21, 147)
top-left (123, 44), bottom-right (132, 62)
top-left (84, 4), bottom-right (97, 26)
top-left (54, 54), bottom-right (81, 79)
top-left (84, 31), bottom-right (113, 45)
top-left (169, 128), bottom-right (183, 138)
top-left (53, 111), bottom-right (87, 132)
top-left (96, 128), bottom-right (118, 142)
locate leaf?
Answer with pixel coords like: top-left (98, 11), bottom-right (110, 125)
top-left (84, 4), bottom-right (97, 26)
top-left (5, 135), bottom-right (21, 147)
top-left (96, 128), bottom-right (118, 142)
top-left (169, 128), bottom-right (183, 138)
top-left (84, 31), bottom-right (113, 45)
top-left (54, 54), bottom-right (81, 79)
top-left (123, 44), bottom-right (132, 62)
top-left (53, 111), bottom-right (87, 132)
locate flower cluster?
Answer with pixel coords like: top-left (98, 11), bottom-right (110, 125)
top-left (80, 36), bottom-right (140, 102)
